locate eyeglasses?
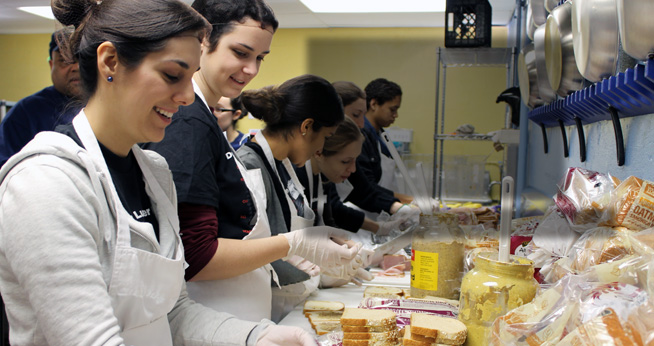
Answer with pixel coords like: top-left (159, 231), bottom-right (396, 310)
top-left (218, 108), bottom-right (237, 113)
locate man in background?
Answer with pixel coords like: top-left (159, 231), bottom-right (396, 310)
top-left (0, 29), bottom-right (81, 168)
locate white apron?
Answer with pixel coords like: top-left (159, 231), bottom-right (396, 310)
top-left (185, 153), bottom-right (276, 321)
top-left (305, 161), bottom-right (325, 226)
top-left (254, 132), bottom-right (320, 322)
top-left (378, 141), bottom-right (397, 191)
top-left (73, 112), bottom-right (184, 346)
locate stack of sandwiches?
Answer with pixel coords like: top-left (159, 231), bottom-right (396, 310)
top-left (303, 300), bottom-right (345, 335)
top-left (340, 308), bottom-right (399, 346)
top-left (402, 313), bottom-right (467, 346)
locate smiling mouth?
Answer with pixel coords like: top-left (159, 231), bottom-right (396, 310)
top-left (231, 76), bottom-right (245, 85)
top-left (154, 106), bottom-right (174, 119)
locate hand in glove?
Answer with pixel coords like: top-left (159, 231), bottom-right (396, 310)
top-left (376, 218), bottom-right (405, 236)
top-left (285, 255), bottom-right (320, 277)
top-left (282, 226), bottom-right (358, 269)
top-left (322, 245), bottom-right (374, 284)
top-left (392, 204), bottom-right (421, 228)
top-left (256, 325), bottom-right (317, 346)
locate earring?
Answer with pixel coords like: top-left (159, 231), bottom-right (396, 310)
top-left (107, 76), bottom-right (113, 82)
top-left (302, 132), bottom-right (306, 136)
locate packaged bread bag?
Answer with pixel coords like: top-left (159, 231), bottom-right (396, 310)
top-left (602, 176), bottom-right (654, 231)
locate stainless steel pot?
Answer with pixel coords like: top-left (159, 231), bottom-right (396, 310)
top-left (545, 0), bottom-right (559, 12)
top-left (534, 24), bottom-right (557, 103)
top-left (518, 43), bottom-right (545, 108)
top-left (526, 3), bottom-right (537, 40)
top-left (545, 1), bottom-right (584, 96)
top-left (571, 0), bottom-right (619, 82)
top-left (618, 0), bottom-right (654, 61)
top-left (531, 0), bottom-right (548, 26)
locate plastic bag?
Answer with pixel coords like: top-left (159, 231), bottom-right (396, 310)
top-left (553, 167), bottom-right (618, 230)
top-left (569, 227), bottom-right (635, 272)
top-left (601, 176), bottom-right (654, 231)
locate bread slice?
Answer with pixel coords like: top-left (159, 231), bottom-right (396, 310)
top-left (303, 300), bottom-right (345, 316)
top-left (403, 326), bottom-right (450, 346)
top-left (314, 322), bottom-right (341, 335)
top-left (344, 329), bottom-right (399, 341)
top-left (342, 339), bottom-right (398, 346)
top-left (307, 311), bottom-right (343, 329)
top-left (364, 286), bottom-right (404, 299)
top-left (410, 313), bottom-right (467, 345)
top-left (343, 325), bottom-right (397, 333)
top-left (341, 308), bottom-right (396, 327)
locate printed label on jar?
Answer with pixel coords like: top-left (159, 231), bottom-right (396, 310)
top-left (411, 249), bottom-right (438, 291)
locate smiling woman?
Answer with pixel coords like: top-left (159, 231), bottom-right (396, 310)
top-left (0, 0), bottom-right (314, 345)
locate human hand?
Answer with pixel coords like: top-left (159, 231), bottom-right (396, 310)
top-left (256, 325), bottom-right (317, 346)
top-left (376, 218), bottom-right (404, 236)
top-left (322, 246), bottom-right (374, 283)
top-left (285, 255), bottom-right (320, 277)
top-left (392, 204), bottom-right (421, 228)
top-left (282, 226), bottom-right (358, 268)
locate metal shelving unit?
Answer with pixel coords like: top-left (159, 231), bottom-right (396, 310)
top-left (433, 47), bottom-right (515, 202)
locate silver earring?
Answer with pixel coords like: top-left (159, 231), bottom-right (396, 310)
top-left (107, 76), bottom-right (113, 82)
top-left (302, 132), bottom-right (306, 136)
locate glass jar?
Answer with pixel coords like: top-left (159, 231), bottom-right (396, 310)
top-left (458, 251), bottom-right (539, 346)
top-left (410, 213), bottom-right (465, 300)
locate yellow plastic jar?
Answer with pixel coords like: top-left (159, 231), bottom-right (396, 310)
top-left (410, 213), bottom-right (464, 300)
top-left (458, 251), bottom-right (538, 346)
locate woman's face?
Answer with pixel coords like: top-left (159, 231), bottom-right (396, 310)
top-left (316, 138), bottom-right (363, 183)
top-left (213, 96), bottom-right (238, 131)
top-left (116, 35), bottom-right (200, 145)
top-left (290, 125), bottom-right (337, 167)
top-left (343, 97), bottom-right (366, 129)
top-left (199, 18), bottom-right (274, 99)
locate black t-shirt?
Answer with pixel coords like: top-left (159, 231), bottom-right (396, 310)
top-left (142, 95), bottom-right (256, 239)
top-left (56, 124), bottom-right (160, 238)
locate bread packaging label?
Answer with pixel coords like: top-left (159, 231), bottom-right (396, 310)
top-left (411, 250), bottom-right (439, 291)
top-left (609, 177), bottom-right (654, 231)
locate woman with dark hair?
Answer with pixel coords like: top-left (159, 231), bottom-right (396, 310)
top-left (212, 95), bottom-right (250, 150)
top-left (238, 74), bottom-right (353, 322)
top-left (144, 0), bottom-right (361, 323)
top-left (0, 0), bottom-right (315, 344)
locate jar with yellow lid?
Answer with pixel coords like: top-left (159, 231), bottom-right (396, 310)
top-left (458, 251), bottom-right (538, 346)
top-left (410, 213), bottom-right (464, 300)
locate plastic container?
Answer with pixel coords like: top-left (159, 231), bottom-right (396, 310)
top-left (445, 0), bottom-right (492, 48)
top-left (410, 213), bottom-right (465, 300)
top-left (458, 251), bottom-right (539, 346)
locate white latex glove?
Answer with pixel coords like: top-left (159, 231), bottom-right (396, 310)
top-left (376, 218), bottom-right (405, 236)
top-left (393, 204), bottom-right (421, 228)
top-left (282, 226), bottom-right (358, 269)
top-left (322, 246), bottom-right (374, 284)
top-left (285, 255), bottom-right (320, 277)
top-left (256, 325), bottom-right (317, 346)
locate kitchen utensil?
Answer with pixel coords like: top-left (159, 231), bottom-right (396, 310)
top-left (534, 24), bottom-right (558, 103)
top-left (518, 43), bottom-right (545, 108)
top-left (545, 1), bottom-right (585, 96)
top-left (617, 0), bottom-right (654, 61)
top-left (571, 0), bottom-right (619, 82)
top-left (499, 176), bottom-right (514, 263)
top-left (531, 0), bottom-right (548, 26)
top-left (526, 3), bottom-right (537, 40)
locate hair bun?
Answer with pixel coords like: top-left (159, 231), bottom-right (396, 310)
top-left (51, 0), bottom-right (93, 28)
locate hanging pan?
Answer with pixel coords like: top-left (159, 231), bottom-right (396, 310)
top-left (545, 1), bottom-right (584, 97)
top-left (571, 0), bottom-right (619, 82)
top-left (617, 0), bottom-right (654, 61)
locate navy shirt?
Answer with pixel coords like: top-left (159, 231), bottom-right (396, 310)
top-left (0, 86), bottom-right (79, 168)
top-left (56, 124), bottom-right (160, 238)
top-left (357, 117), bottom-right (391, 184)
top-left (143, 95), bottom-right (256, 239)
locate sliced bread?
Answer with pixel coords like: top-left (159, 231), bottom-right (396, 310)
top-left (314, 322), bottom-right (341, 335)
top-left (364, 286), bottom-right (404, 299)
top-left (403, 326), bottom-right (452, 346)
top-left (410, 313), bottom-right (467, 345)
top-left (341, 308), bottom-right (396, 327)
top-left (343, 329), bottom-right (399, 341)
top-left (343, 325), bottom-right (397, 333)
top-left (343, 339), bottom-right (398, 346)
top-left (303, 300), bottom-right (345, 316)
top-left (307, 311), bottom-right (343, 329)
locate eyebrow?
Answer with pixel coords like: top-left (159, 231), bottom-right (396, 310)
top-left (169, 59), bottom-right (190, 69)
top-left (238, 43), bottom-right (271, 55)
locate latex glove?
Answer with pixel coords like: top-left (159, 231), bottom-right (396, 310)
top-left (393, 204), bottom-right (421, 227)
top-left (256, 325), bottom-right (317, 346)
top-left (285, 255), bottom-right (320, 277)
top-left (376, 218), bottom-right (405, 236)
top-left (282, 226), bottom-right (358, 269)
top-left (322, 246), bottom-right (374, 283)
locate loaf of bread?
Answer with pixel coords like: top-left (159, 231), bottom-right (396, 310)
top-left (571, 227), bottom-right (634, 272)
top-left (603, 176), bottom-right (654, 231)
top-left (410, 313), bottom-right (467, 345)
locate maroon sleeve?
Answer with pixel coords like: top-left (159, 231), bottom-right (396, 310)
top-left (178, 203), bottom-right (219, 281)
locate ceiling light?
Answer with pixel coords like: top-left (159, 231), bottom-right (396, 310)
top-left (18, 6), bottom-right (55, 20)
top-left (299, 0), bottom-right (446, 13)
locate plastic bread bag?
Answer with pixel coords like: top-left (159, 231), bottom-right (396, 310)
top-left (490, 275), bottom-right (649, 346)
top-left (317, 330), bottom-right (342, 346)
top-left (358, 297), bottom-right (458, 328)
top-left (601, 176), bottom-right (654, 231)
top-left (554, 167), bottom-right (618, 230)
top-left (569, 227), bottom-right (635, 272)
top-left (531, 206), bottom-right (580, 258)
top-left (555, 307), bottom-right (645, 346)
